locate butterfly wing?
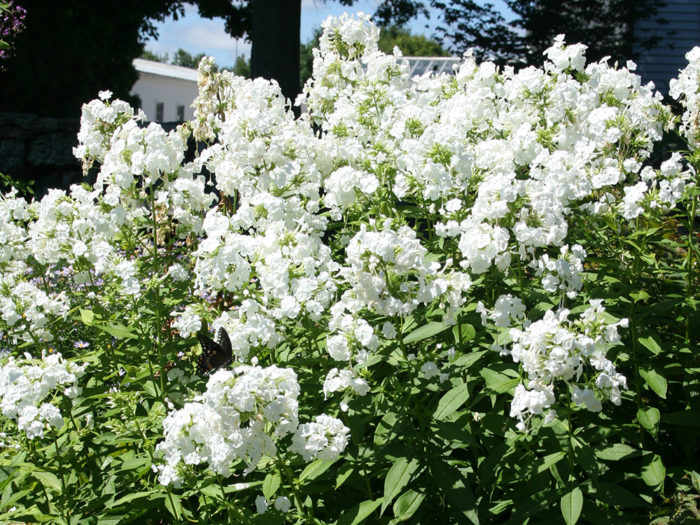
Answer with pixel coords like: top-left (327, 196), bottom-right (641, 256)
top-left (197, 327), bottom-right (233, 375)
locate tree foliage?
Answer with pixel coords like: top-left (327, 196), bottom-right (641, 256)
top-left (376, 0), bottom-right (668, 67)
top-left (0, 0), bottom-right (186, 117)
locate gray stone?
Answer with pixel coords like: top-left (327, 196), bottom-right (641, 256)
top-left (28, 133), bottom-right (79, 168)
top-left (58, 118), bottom-right (80, 132)
top-left (0, 126), bottom-right (26, 139)
top-left (0, 113), bottom-right (36, 126)
top-left (29, 117), bottom-right (59, 133)
top-left (0, 139), bottom-right (25, 176)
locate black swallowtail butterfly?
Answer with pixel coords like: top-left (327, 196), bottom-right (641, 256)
top-left (197, 327), bottom-right (232, 375)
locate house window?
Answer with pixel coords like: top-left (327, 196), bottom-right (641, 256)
top-left (177, 105), bottom-right (185, 122)
top-left (155, 102), bottom-right (164, 122)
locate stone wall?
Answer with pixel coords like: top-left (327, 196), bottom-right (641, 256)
top-left (0, 114), bottom-right (185, 197)
top-left (0, 113), bottom-right (83, 197)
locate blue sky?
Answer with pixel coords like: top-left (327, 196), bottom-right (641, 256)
top-left (144, 0), bottom-right (439, 68)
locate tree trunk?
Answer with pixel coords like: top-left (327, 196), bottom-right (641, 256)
top-left (250, 0), bottom-right (301, 110)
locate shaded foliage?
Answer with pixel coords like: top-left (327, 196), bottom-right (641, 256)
top-left (0, 0), bottom-right (185, 117)
top-left (375, 0), bottom-right (669, 67)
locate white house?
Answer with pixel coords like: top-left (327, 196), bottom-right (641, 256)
top-left (131, 58), bottom-right (199, 123)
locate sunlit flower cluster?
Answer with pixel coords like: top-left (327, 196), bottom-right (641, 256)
top-left (0, 15), bottom-right (695, 491)
top-left (0, 352), bottom-right (87, 440)
top-left (670, 46), bottom-right (700, 147)
top-left (507, 300), bottom-right (628, 430)
top-left (156, 365), bottom-right (300, 486)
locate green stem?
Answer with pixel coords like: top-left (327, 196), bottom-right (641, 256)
top-left (685, 183), bottom-right (697, 344)
top-left (276, 458), bottom-right (315, 524)
top-left (53, 436), bottom-right (70, 525)
top-left (29, 440), bottom-right (53, 515)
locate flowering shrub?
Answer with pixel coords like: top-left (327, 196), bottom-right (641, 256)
top-left (0, 13), bottom-right (698, 524)
top-left (0, 1), bottom-right (25, 67)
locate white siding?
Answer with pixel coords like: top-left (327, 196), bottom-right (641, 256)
top-left (130, 59), bottom-right (199, 122)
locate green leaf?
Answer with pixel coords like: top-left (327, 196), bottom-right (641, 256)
top-left (452, 323), bottom-right (476, 344)
top-left (262, 472), bottom-right (280, 500)
top-left (31, 471), bottom-right (61, 492)
top-left (638, 336), bottom-right (662, 355)
top-left (637, 407), bottom-right (660, 437)
top-left (98, 323), bottom-right (136, 340)
top-left (382, 458), bottom-right (420, 515)
top-left (560, 487), bottom-right (583, 525)
top-left (433, 383), bottom-right (469, 421)
top-left (110, 491), bottom-right (153, 507)
top-left (80, 308), bottom-right (95, 325)
top-left (664, 411), bottom-right (700, 426)
top-left (640, 369), bottom-right (667, 399)
top-left (393, 489), bottom-right (425, 521)
top-left (641, 455), bottom-right (666, 488)
top-left (337, 499), bottom-right (382, 525)
top-left (335, 463), bottom-right (354, 489)
top-left (536, 452), bottom-right (566, 474)
top-left (595, 482), bottom-right (648, 508)
top-left (480, 368), bottom-right (518, 394)
top-left (595, 443), bottom-right (638, 461)
top-left (300, 459), bottom-right (335, 483)
top-left (452, 350), bottom-right (486, 370)
top-left (164, 491), bottom-right (183, 520)
top-left (691, 471), bottom-right (700, 493)
top-left (374, 412), bottom-right (400, 447)
top-left (403, 321), bottom-right (450, 344)
top-left (630, 290), bottom-right (650, 303)
top-left (572, 439), bottom-right (598, 482)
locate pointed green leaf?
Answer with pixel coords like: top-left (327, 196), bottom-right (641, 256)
top-left (596, 443), bottom-right (638, 461)
top-left (641, 455), bottom-right (666, 488)
top-left (164, 491), bottom-right (183, 520)
top-left (393, 489), bottom-right (425, 521)
top-left (434, 383), bottom-right (470, 420)
top-left (403, 321), bottom-right (450, 344)
top-left (31, 471), bottom-right (61, 492)
top-left (595, 483), bottom-right (648, 508)
top-left (374, 412), bottom-right (399, 447)
top-left (300, 458), bottom-right (336, 482)
top-left (263, 472), bottom-right (280, 500)
top-left (452, 350), bottom-right (486, 370)
top-left (99, 323), bottom-right (136, 340)
top-left (480, 369), bottom-right (519, 394)
top-left (382, 458), bottom-right (420, 514)
top-left (637, 407), bottom-right (660, 437)
top-left (638, 336), bottom-right (662, 355)
top-left (640, 369), bottom-right (667, 399)
top-left (560, 487), bottom-right (583, 525)
top-left (337, 499), bottom-right (382, 525)
top-left (536, 452), bottom-right (566, 474)
top-left (452, 323), bottom-right (476, 344)
top-left (80, 308), bottom-right (95, 325)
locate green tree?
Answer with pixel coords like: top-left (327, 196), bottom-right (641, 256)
top-left (140, 48), bottom-right (170, 62)
top-left (0, 0), bottom-right (185, 117)
top-left (376, 0), bottom-right (668, 67)
top-left (171, 48), bottom-right (207, 68)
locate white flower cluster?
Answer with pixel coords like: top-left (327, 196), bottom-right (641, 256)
top-left (156, 366), bottom-right (350, 486)
top-left (507, 300), bottom-right (628, 430)
top-left (0, 352), bottom-right (87, 440)
top-left (0, 12), bottom-right (695, 448)
top-left (670, 46), bottom-right (700, 147)
top-left (156, 365), bottom-right (300, 486)
top-left (155, 368), bottom-right (349, 490)
top-left (289, 414), bottom-right (350, 462)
